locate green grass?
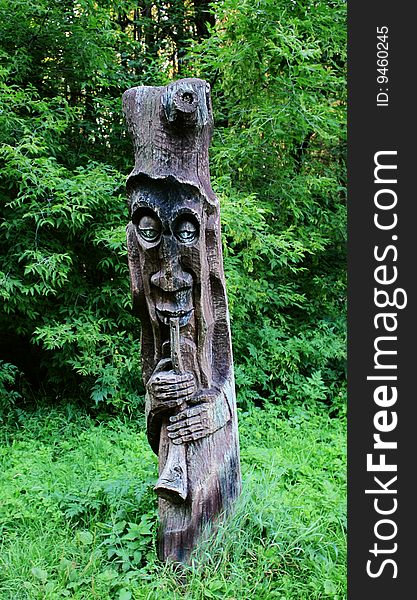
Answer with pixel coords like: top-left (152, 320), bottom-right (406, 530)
top-left (0, 404), bottom-right (346, 599)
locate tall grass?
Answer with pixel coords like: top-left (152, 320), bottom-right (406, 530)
top-left (0, 404), bottom-right (346, 599)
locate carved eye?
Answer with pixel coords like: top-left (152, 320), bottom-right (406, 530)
top-left (174, 218), bottom-right (198, 243)
top-left (137, 214), bottom-right (161, 243)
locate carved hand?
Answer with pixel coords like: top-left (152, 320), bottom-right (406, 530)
top-left (166, 394), bottom-right (231, 444)
top-left (147, 370), bottom-right (196, 414)
top-left (166, 404), bottom-right (210, 443)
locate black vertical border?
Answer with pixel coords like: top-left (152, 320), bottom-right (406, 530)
top-left (348, 1), bottom-right (416, 597)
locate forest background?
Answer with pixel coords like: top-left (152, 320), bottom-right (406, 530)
top-left (0, 0), bottom-right (346, 598)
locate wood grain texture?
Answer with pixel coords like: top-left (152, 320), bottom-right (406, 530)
top-left (123, 78), bottom-right (241, 563)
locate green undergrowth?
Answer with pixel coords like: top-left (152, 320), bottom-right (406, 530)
top-left (0, 404), bottom-right (346, 599)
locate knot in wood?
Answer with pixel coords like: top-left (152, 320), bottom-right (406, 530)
top-left (162, 83), bottom-right (207, 129)
top-left (174, 89), bottom-right (198, 113)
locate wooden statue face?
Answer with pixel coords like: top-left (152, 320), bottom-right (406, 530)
top-left (129, 179), bottom-right (206, 350)
top-left (134, 212), bottom-right (197, 322)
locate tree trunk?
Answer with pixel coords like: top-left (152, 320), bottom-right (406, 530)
top-left (123, 78), bottom-right (242, 563)
top-left (193, 0), bottom-right (215, 38)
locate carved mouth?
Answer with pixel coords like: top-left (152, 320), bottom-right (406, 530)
top-left (156, 308), bottom-right (193, 327)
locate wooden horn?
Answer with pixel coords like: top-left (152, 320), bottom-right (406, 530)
top-left (154, 318), bottom-right (188, 503)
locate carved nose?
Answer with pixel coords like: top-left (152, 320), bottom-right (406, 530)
top-left (151, 236), bottom-right (192, 292)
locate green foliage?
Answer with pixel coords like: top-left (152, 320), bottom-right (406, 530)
top-left (0, 361), bottom-right (22, 418)
top-left (187, 0), bottom-right (347, 411)
top-left (1, 0), bottom-right (346, 413)
top-left (98, 516), bottom-right (154, 572)
top-left (216, 175), bottom-right (345, 411)
top-left (0, 50), bottom-right (148, 404)
top-left (0, 85), bottom-right (143, 406)
top-left (0, 404), bottom-right (346, 598)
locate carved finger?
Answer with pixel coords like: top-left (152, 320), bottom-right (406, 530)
top-left (172, 429), bottom-right (208, 444)
top-left (167, 415), bottom-right (203, 432)
top-left (169, 404), bottom-right (208, 423)
top-left (157, 388), bottom-right (195, 401)
top-left (153, 381), bottom-right (194, 394)
top-left (168, 421), bottom-right (206, 438)
top-left (168, 428), bottom-right (206, 441)
top-left (188, 429), bottom-right (211, 441)
top-left (188, 429), bottom-right (210, 442)
top-left (167, 423), bottom-right (204, 437)
top-left (153, 384), bottom-right (195, 398)
top-left (152, 372), bottom-right (194, 385)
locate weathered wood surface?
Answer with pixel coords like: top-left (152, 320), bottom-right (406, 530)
top-left (123, 78), bottom-right (241, 563)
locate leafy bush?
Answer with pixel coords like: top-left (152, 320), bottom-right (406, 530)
top-left (187, 0), bottom-right (347, 412)
top-left (0, 87), bottom-right (141, 407)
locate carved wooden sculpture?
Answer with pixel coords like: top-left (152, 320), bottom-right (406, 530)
top-left (122, 78), bottom-right (241, 563)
